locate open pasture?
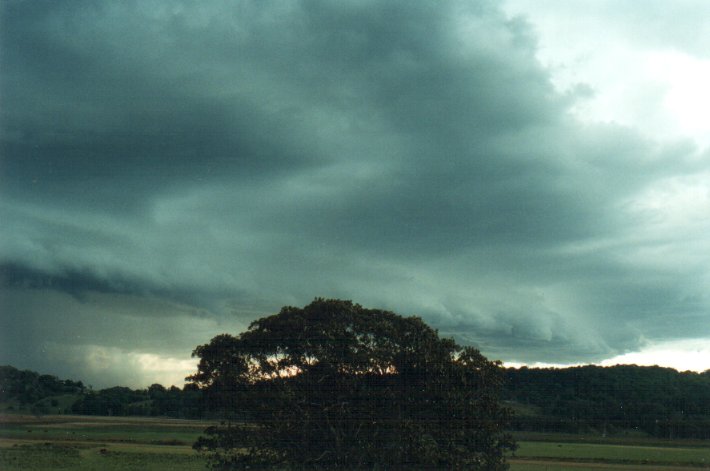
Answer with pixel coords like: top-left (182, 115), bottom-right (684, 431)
top-left (0, 414), bottom-right (208, 470)
top-left (510, 433), bottom-right (710, 470)
top-left (0, 414), bottom-right (209, 444)
top-left (2, 415), bottom-right (709, 470)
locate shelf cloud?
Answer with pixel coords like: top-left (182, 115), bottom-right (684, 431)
top-left (2, 0), bottom-right (709, 387)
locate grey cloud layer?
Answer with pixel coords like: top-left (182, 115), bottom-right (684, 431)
top-left (2, 0), bottom-right (709, 385)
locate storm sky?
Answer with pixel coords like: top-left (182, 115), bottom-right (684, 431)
top-left (2, 0), bottom-right (710, 388)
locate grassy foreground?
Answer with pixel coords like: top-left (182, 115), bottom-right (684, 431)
top-left (0, 414), bottom-right (208, 470)
top-left (509, 432), bottom-right (710, 470)
top-left (2, 414), bottom-right (709, 470)
top-left (0, 442), bottom-right (206, 471)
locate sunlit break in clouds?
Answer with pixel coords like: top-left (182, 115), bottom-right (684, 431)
top-left (1, 0), bottom-right (709, 387)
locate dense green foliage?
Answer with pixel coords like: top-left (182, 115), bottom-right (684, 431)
top-left (71, 383), bottom-right (202, 418)
top-left (0, 365), bottom-right (84, 404)
top-left (189, 299), bottom-right (515, 470)
top-left (0, 365), bottom-right (203, 418)
top-left (504, 365), bottom-right (710, 438)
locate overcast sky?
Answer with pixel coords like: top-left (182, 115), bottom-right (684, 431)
top-left (2, 0), bottom-right (709, 388)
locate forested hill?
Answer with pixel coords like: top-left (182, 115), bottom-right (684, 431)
top-left (0, 365), bottom-right (202, 418)
top-left (0, 365), bottom-right (85, 405)
top-left (503, 365), bottom-right (710, 438)
top-left (2, 364), bottom-right (710, 438)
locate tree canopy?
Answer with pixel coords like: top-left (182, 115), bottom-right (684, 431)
top-left (504, 365), bottom-right (710, 439)
top-left (189, 298), bottom-right (514, 470)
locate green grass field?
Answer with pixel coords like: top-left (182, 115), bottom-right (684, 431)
top-left (509, 435), bottom-right (710, 470)
top-left (1, 414), bottom-right (709, 470)
top-left (514, 440), bottom-right (710, 463)
top-left (0, 415), bottom-right (209, 470)
top-left (0, 442), bottom-right (206, 471)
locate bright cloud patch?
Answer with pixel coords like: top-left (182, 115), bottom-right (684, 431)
top-left (504, 0), bottom-right (710, 149)
top-left (646, 51), bottom-right (710, 145)
top-left (601, 338), bottom-right (710, 372)
top-left (63, 345), bottom-right (197, 388)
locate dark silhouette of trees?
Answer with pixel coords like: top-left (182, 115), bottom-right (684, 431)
top-left (4, 344), bottom-right (710, 443)
top-left (70, 383), bottom-right (204, 418)
top-left (189, 298), bottom-right (515, 470)
top-left (0, 365), bottom-right (203, 418)
top-left (72, 386), bottom-right (145, 416)
top-left (504, 365), bottom-right (710, 438)
top-left (0, 365), bottom-right (84, 407)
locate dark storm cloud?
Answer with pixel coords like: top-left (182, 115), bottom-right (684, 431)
top-left (2, 0), bottom-right (709, 385)
top-left (0, 262), bottom-right (144, 297)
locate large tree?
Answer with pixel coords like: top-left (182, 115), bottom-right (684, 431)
top-left (189, 298), bottom-right (514, 470)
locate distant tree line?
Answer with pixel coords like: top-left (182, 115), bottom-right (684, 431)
top-left (0, 365), bottom-right (86, 415)
top-left (71, 383), bottom-right (203, 418)
top-left (503, 365), bottom-right (710, 439)
top-left (2, 362), bottom-right (710, 439)
top-left (0, 365), bottom-right (85, 404)
top-left (0, 365), bottom-right (203, 418)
